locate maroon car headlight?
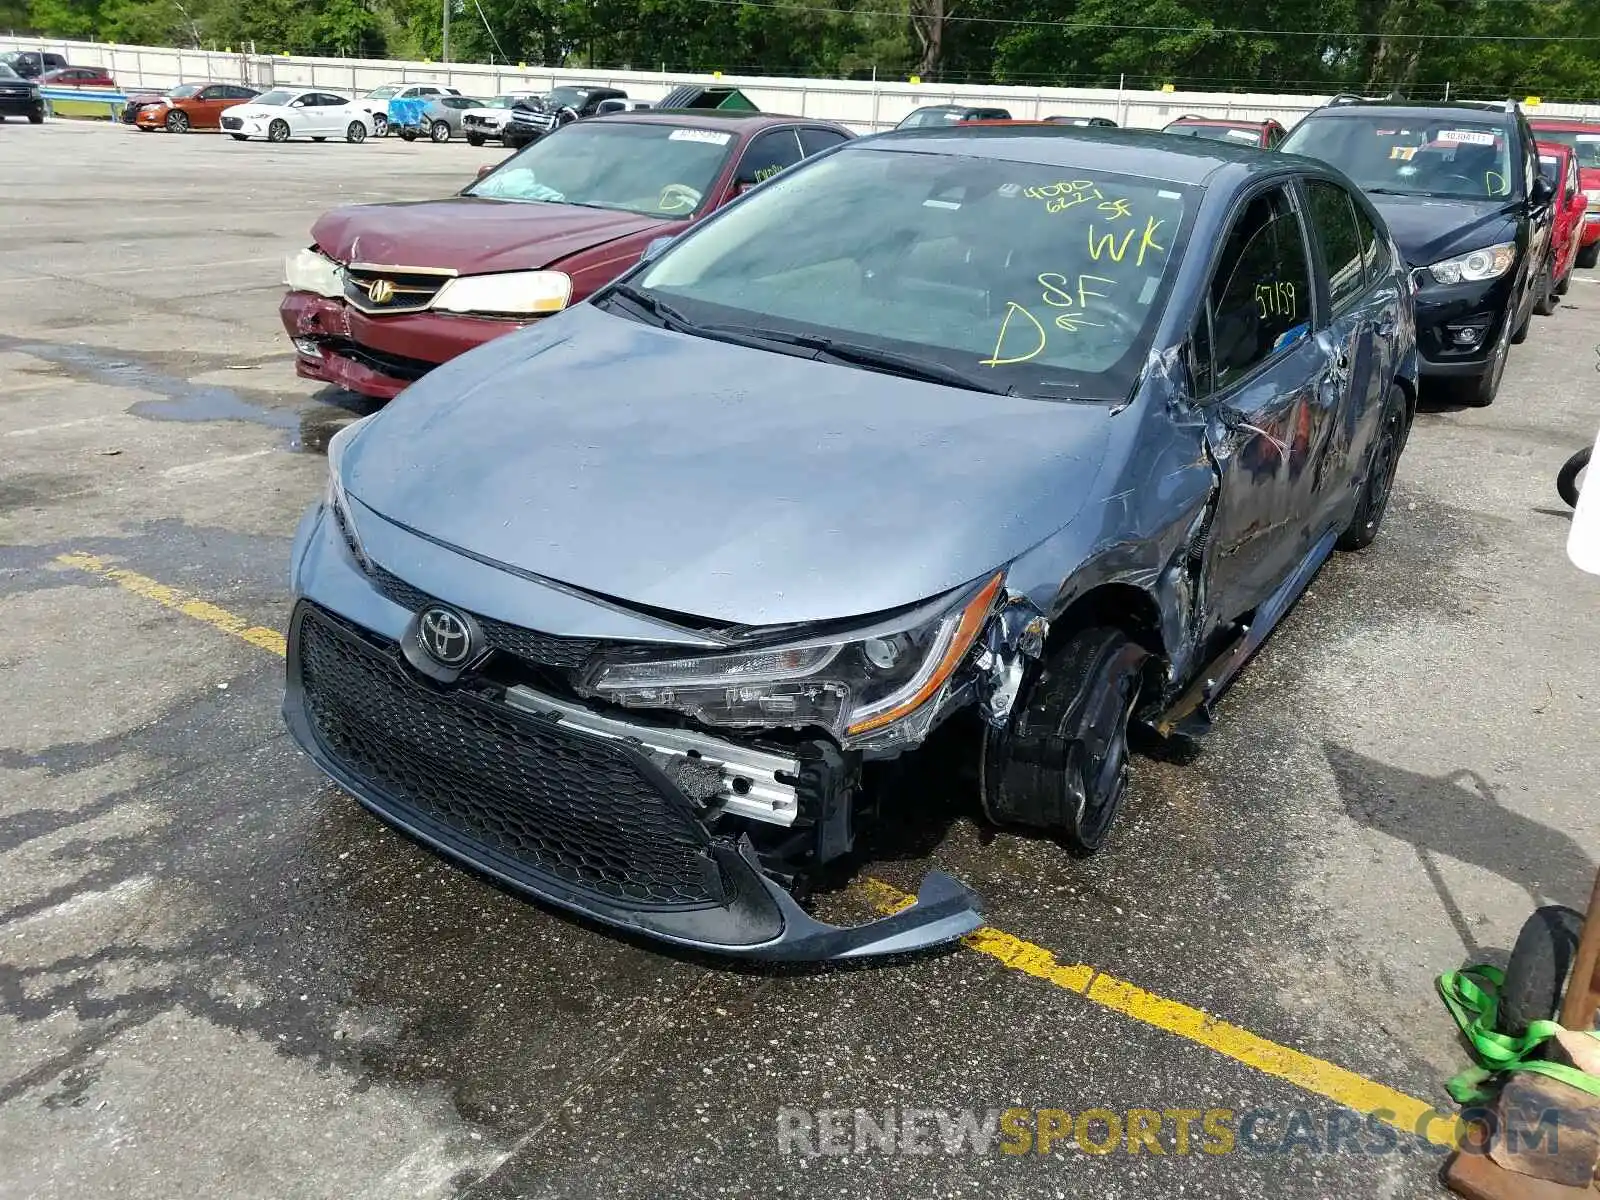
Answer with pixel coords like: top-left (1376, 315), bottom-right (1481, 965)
top-left (430, 270), bottom-right (571, 317)
top-left (284, 248), bottom-right (345, 298)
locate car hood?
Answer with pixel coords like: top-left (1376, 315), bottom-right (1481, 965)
top-left (1368, 192), bottom-right (1520, 266)
top-left (310, 198), bottom-right (669, 275)
top-left (341, 304), bottom-right (1114, 627)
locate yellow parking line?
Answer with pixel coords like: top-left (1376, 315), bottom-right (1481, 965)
top-left (55, 552), bottom-right (287, 657)
top-left (57, 549), bottom-right (1452, 1145)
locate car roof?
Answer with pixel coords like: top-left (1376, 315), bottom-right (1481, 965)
top-left (1529, 116), bottom-right (1600, 131)
top-left (1303, 101), bottom-right (1518, 124)
top-left (1168, 116), bottom-right (1272, 128)
top-left (605, 110), bottom-right (842, 131)
top-left (858, 125), bottom-right (1302, 186)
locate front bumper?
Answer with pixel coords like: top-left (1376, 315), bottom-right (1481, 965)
top-left (1412, 273), bottom-right (1516, 378)
top-left (134, 106), bottom-right (169, 128)
top-left (0, 92), bottom-right (42, 118)
top-left (222, 115), bottom-right (271, 138)
top-left (1582, 212), bottom-right (1600, 249)
top-left (282, 503), bottom-right (983, 960)
top-left (281, 290), bottom-right (525, 400)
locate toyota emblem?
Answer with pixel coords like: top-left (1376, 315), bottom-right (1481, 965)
top-left (417, 606), bottom-right (474, 666)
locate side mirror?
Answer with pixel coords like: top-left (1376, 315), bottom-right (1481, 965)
top-left (476, 164), bottom-right (494, 180)
top-left (641, 235), bottom-right (675, 263)
top-left (1532, 175), bottom-right (1555, 206)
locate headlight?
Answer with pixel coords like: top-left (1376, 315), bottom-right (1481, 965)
top-left (431, 270), bottom-right (571, 317)
top-left (1427, 242), bottom-right (1516, 285)
top-left (1584, 188), bottom-right (1600, 211)
top-left (324, 419), bottom-right (372, 572)
top-left (584, 572), bottom-right (1005, 745)
top-left (284, 247), bottom-right (345, 298)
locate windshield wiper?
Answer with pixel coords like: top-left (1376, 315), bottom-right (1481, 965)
top-left (607, 283), bottom-right (703, 333)
top-left (703, 326), bottom-right (1014, 395)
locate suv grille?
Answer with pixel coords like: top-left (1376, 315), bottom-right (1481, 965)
top-left (296, 604), bottom-right (726, 908)
top-left (343, 264), bottom-right (455, 315)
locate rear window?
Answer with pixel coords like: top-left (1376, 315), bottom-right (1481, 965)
top-left (1281, 114), bottom-right (1517, 200)
top-left (1533, 129), bottom-right (1600, 170)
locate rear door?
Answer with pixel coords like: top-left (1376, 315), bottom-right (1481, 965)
top-left (1193, 181), bottom-right (1329, 622)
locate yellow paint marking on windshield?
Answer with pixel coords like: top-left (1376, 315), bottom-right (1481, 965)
top-left (981, 301), bottom-right (1048, 366)
top-left (1088, 225), bottom-right (1137, 262)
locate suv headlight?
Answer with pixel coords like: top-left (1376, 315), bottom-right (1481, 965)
top-left (431, 270), bottom-right (571, 317)
top-left (284, 247), bottom-right (345, 298)
top-left (584, 572), bottom-right (1005, 746)
top-left (1427, 242), bottom-right (1516, 285)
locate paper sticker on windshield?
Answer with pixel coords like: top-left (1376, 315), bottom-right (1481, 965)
top-left (1579, 134), bottom-right (1600, 143)
top-left (1438, 129), bottom-right (1496, 146)
top-left (1389, 146), bottom-right (1417, 161)
top-left (668, 129), bottom-right (733, 145)
top-left (1225, 128), bottom-right (1258, 142)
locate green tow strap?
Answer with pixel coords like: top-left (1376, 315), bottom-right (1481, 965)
top-left (1437, 965), bottom-right (1600, 1104)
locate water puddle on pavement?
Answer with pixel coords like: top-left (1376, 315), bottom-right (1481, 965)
top-left (0, 335), bottom-right (378, 455)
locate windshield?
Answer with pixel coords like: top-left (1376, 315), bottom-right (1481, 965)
top-left (1166, 123), bottom-right (1258, 144)
top-left (254, 89), bottom-right (295, 107)
top-left (168, 84), bottom-right (202, 100)
top-left (1282, 114), bottom-right (1517, 200)
top-left (467, 121), bottom-right (735, 217)
top-left (0, 64), bottom-right (17, 81)
top-left (545, 86), bottom-right (592, 110)
top-left (898, 108), bottom-right (961, 129)
top-left (482, 95), bottom-right (521, 108)
top-left (631, 147), bottom-right (1193, 401)
top-left (365, 85), bottom-right (399, 100)
top-left (1533, 129), bottom-right (1600, 170)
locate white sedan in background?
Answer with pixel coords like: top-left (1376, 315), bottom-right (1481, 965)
top-left (458, 92), bottom-right (540, 145)
top-left (220, 88), bottom-right (375, 143)
top-left (355, 83), bottom-right (460, 136)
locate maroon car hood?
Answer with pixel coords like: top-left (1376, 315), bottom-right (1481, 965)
top-left (310, 198), bottom-right (671, 274)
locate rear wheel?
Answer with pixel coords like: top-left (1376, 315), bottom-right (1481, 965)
top-left (981, 627), bottom-right (1148, 856)
top-left (1558, 445), bottom-right (1590, 509)
top-left (1338, 385), bottom-right (1409, 551)
top-left (28, 112), bottom-right (43, 125)
top-left (345, 121), bottom-right (366, 144)
top-left (430, 119), bottom-right (450, 143)
top-left (165, 109), bottom-right (189, 133)
top-left (1578, 242), bottom-right (1600, 270)
top-left (399, 127), bottom-right (417, 142)
top-left (267, 119), bottom-right (290, 143)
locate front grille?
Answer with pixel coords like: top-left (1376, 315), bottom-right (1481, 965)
top-left (296, 604), bottom-right (725, 907)
top-left (367, 563), bottom-right (604, 671)
top-left (343, 265), bottom-right (453, 315)
top-left (221, 116), bottom-right (243, 130)
top-left (321, 337), bottom-right (435, 382)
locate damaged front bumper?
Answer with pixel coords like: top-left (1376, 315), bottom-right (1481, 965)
top-left (284, 502), bottom-right (984, 961)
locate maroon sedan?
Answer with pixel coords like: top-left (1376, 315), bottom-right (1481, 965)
top-left (281, 111), bottom-right (853, 399)
top-left (38, 66), bottom-right (116, 89)
top-left (1160, 115), bottom-right (1286, 149)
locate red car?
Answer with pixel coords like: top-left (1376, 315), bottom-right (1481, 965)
top-left (1161, 115), bottom-right (1286, 149)
top-left (37, 66), bottom-right (116, 89)
top-left (1536, 141), bottom-right (1589, 309)
top-left (282, 111), bottom-right (853, 400)
top-left (1529, 118), bottom-right (1600, 268)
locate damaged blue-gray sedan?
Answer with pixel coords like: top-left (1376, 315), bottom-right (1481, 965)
top-left (284, 127), bottom-right (1418, 960)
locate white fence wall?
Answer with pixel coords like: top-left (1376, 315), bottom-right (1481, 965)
top-left (6, 33), bottom-right (1600, 131)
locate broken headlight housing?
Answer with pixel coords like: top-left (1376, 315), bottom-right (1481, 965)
top-left (284, 247), bottom-right (345, 298)
top-left (583, 573), bottom-right (1005, 747)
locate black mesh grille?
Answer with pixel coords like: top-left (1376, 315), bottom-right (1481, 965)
top-left (367, 565), bottom-right (603, 672)
top-left (221, 116), bottom-right (243, 130)
top-left (296, 605), bottom-right (724, 907)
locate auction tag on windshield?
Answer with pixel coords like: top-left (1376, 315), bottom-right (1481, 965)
top-left (1225, 128), bottom-right (1258, 142)
top-left (669, 129), bottom-right (733, 145)
top-left (1438, 129), bottom-right (1496, 146)
top-left (1579, 134), bottom-right (1600, 143)
top-left (1390, 146), bottom-right (1417, 161)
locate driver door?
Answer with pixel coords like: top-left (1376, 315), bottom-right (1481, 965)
top-left (1192, 183), bottom-right (1331, 626)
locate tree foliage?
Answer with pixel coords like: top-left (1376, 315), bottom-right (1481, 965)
top-left (9, 0), bottom-right (1600, 100)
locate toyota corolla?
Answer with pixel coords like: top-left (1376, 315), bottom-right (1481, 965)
top-left (285, 128), bottom-right (1417, 960)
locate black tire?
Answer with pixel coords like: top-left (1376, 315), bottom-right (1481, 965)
top-left (1498, 905), bottom-right (1584, 1038)
top-left (399, 128), bottom-right (417, 142)
top-left (1338, 385), bottom-right (1410, 551)
top-left (165, 109), bottom-right (189, 133)
top-left (1556, 264), bottom-right (1573, 296)
top-left (230, 132), bottom-right (248, 141)
top-left (372, 113), bottom-right (388, 137)
top-left (28, 112), bottom-right (43, 125)
top-left (267, 119), bottom-right (290, 143)
top-left (346, 121), bottom-right (366, 144)
top-left (430, 119), bottom-right (450, 143)
top-left (981, 626), bottom-right (1148, 855)
top-left (1578, 241), bottom-right (1600, 270)
top-left (1460, 311), bottom-right (1512, 407)
top-left (1534, 264), bottom-right (1559, 315)
top-left (466, 132), bottom-right (485, 147)
top-left (1558, 445), bottom-right (1590, 509)
top-left (1511, 267), bottom-right (1541, 343)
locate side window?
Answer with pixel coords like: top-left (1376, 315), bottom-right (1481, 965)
top-left (1350, 200), bottom-right (1389, 285)
top-left (1304, 179), bottom-right (1366, 311)
top-left (798, 127), bottom-right (849, 157)
top-left (1204, 186), bottom-right (1313, 391)
top-left (320, 93), bottom-right (349, 107)
top-left (199, 85), bottom-right (224, 100)
top-left (735, 130), bottom-right (804, 185)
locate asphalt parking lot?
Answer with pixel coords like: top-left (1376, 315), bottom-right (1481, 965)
top-left (3, 118), bottom-right (1599, 1199)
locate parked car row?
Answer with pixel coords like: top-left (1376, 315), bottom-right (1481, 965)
top-left (278, 111), bottom-right (1435, 959)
